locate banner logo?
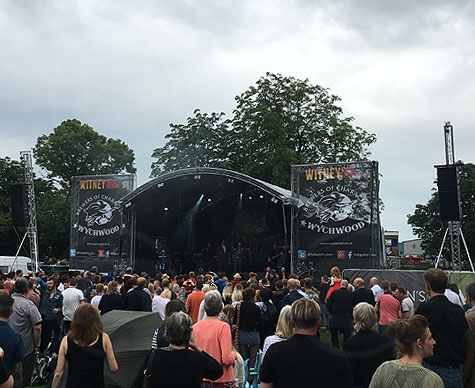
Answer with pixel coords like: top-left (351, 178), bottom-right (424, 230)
top-left (299, 185), bottom-right (366, 235)
top-left (74, 195), bottom-right (120, 237)
top-left (84, 200), bottom-right (114, 226)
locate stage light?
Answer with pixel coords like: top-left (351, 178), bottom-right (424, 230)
top-left (240, 193), bottom-right (243, 199)
top-left (249, 196), bottom-right (252, 200)
top-left (199, 194), bottom-right (204, 200)
top-left (208, 198), bottom-right (212, 202)
top-left (259, 194), bottom-right (264, 199)
top-left (164, 207), bottom-right (169, 211)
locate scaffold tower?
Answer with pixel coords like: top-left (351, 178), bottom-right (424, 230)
top-left (20, 151), bottom-right (39, 273)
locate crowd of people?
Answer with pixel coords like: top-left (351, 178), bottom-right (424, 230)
top-left (0, 265), bottom-right (474, 388)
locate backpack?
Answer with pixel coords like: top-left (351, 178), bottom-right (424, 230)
top-left (31, 353), bottom-right (58, 387)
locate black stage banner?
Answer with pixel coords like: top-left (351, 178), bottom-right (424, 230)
top-left (70, 174), bottom-right (136, 270)
top-left (291, 162), bottom-right (380, 276)
top-left (342, 269), bottom-right (427, 309)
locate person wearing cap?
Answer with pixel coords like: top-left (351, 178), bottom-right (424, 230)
top-left (231, 274), bottom-right (241, 287)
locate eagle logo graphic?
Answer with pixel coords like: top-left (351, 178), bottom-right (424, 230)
top-left (301, 191), bottom-right (354, 223)
top-left (84, 200), bottom-right (114, 227)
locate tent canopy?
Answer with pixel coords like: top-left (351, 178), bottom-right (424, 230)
top-left (102, 310), bottom-right (162, 388)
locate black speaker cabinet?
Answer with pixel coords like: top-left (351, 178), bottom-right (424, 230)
top-left (437, 166), bottom-right (460, 222)
top-left (10, 184), bottom-right (28, 227)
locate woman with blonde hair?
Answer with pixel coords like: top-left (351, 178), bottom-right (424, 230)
top-left (153, 289), bottom-right (171, 320)
top-left (262, 305), bottom-right (293, 359)
top-left (98, 280), bottom-right (123, 315)
top-left (343, 302), bottom-right (394, 388)
top-left (231, 283), bottom-right (243, 307)
top-left (52, 304), bottom-right (118, 388)
top-left (222, 283), bottom-right (233, 305)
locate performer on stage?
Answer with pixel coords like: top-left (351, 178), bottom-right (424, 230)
top-left (233, 241), bottom-right (244, 275)
top-left (202, 242), bottom-right (215, 272)
top-left (267, 243), bottom-right (283, 270)
top-left (216, 239), bottom-right (228, 273)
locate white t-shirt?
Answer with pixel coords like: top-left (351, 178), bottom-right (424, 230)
top-left (91, 295), bottom-right (103, 308)
top-left (444, 289), bottom-right (462, 306)
top-left (262, 335), bottom-right (286, 360)
top-left (371, 284), bottom-right (383, 302)
top-left (401, 297), bottom-right (414, 317)
top-left (152, 296), bottom-right (169, 320)
top-left (62, 287), bottom-right (85, 321)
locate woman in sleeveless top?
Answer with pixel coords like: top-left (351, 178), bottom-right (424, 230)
top-left (52, 304), bottom-right (118, 388)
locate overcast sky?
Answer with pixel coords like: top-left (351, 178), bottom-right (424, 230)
top-left (1, 0), bottom-right (474, 242)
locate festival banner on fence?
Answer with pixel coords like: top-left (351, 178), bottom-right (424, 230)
top-left (342, 269), bottom-right (427, 308)
top-left (291, 161), bottom-right (380, 274)
top-left (70, 174), bottom-right (136, 270)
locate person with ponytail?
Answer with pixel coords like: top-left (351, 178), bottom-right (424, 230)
top-left (369, 314), bottom-right (443, 388)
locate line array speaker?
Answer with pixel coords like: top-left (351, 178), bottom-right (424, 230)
top-left (10, 184), bottom-right (28, 227)
top-left (437, 166), bottom-right (460, 222)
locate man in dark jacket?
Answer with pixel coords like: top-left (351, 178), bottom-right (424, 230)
top-left (260, 298), bottom-right (352, 388)
top-left (124, 277), bottom-right (152, 312)
top-left (279, 279), bottom-right (303, 309)
top-left (327, 279), bottom-right (354, 348)
top-left (39, 277), bottom-right (63, 354)
top-left (415, 268), bottom-right (467, 388)
top-left (352, 278), bottom-right (375, 307)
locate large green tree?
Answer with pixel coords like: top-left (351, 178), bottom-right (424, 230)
top-left (0, 157), bottom-right (26, 255)
top-left (407, 162), bottom-right (475, 267)
top-left (34, 119), bottom-right (136, 189)
top-left (151, 73), bottom-right (376, 187)
top-left (151, 110), bottom-right (232, 176)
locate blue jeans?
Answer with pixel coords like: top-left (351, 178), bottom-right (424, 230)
top-left (424, 363), bottom-right (463, 388)
top-left (378, 324), bottom-right (387, 335)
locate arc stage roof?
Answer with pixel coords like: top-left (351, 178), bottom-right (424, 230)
top-left (119, 167), bottom-right (294, 206)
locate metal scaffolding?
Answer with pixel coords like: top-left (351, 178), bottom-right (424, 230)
top-left (20, 151), bottom-right (39, 273)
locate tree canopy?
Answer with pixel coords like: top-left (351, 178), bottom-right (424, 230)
top-left (407, 162), bottom-right (475, 267)
top-left (0, 157), bottom-right (25, 255)
top-left (34, 119), bottom-right (136, 189)
top-left (0, 119), bottom-right (137, 261)
top-left (151, 73), bottom-right (376, 188)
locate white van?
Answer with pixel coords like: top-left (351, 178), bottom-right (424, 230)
top-left (0, 256), bottom-right (36, 274)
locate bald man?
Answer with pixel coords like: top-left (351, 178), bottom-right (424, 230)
top-left (352, 278), bottom-right (375, 307)
top-left (124, 277), bottom-right (152, 311)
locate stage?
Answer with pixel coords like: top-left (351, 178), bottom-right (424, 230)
top-left (118, 168), bottom-right (293, 276)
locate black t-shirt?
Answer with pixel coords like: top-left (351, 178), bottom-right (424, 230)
top-left (343, 330), bottom-right (394, 388)
top-left (124, 288), bottom-right (152, 312)
top-left (352, 288), bottom-right (376, 307)
top-left (318, 283), bottom-right (330, 304)
top-left (415, 295), bottom-right (468, 366)
top-left (235, 302), bottom-right (261, 331)
top-left (260, 334), bottom-right (353, 388)
top-left (98, 294), bottom-right (124, 315)
top-left (0, 357), bottom-right (11, 385)
top-left (131, 348), bottom-right (223, 388)
top-left (326, 288), bottom-right (354, 327)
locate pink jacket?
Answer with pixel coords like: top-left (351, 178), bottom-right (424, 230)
top-left (193, 319), bottom-right (235, 383)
